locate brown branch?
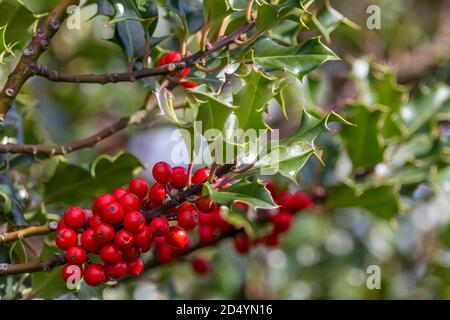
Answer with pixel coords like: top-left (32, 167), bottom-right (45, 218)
top-left (0, 164), bottom-right (236, 277)
top-left (0, 254), bottom-right (66, 276)
top-left (0, 0), bottom-right (80, 123)
top-left (30, 21), bottom-right (256, 84)
top-left (0, 222), bottom-right (58, 245)
top-left (0, 106), bottom-right (155, 156)
top-left (0, 228), bottom-right (244, 278)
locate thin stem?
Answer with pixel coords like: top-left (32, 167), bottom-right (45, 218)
top-left (30, 21), bottom-right (256, 85)
top-left (246, 0), bottom-right (255, 22)
top-left (0, 105), bottom-right (157, 156)
top-left (200, 11), bottom-right (212, 52)
top-left (0, 223), bottom-right (58, 244)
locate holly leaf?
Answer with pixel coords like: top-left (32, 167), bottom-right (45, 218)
top-left (165, 0), bottom-right (204, 34)
top-left (326, 182), bottom-right (400, 219)
top-left (0, 0), bottom-right (35, 61)
top-left (309, 1), bottom-right (360, 43)
top-left (219, 206), bottom-right (254, 239)
top-left (44, 152), bottom-right (143, 205)
top-left (248, 110), bottom-right (350, 182)
top-left (0, 183), bottom-right (12, 216)
top-left (204, 180), bottom-right (276, 209)
top-left (203, 0), bottom-right (231, 23)
top-left (232, 66), bottom-right (275, 131)
top-left (155, 85), bottom-right (191, 127)
top-left (274, 73), bottom-right (328, 118)
top-left (193, 90), bottom-right (236, 134)
top-left (254, 1), bottom-right (299, 35)
top-left (251, 37), bottom-right (339, 79)
top-left (96, 0), bottom-right (158, 63)
top-left (340, 103), bottom-right (385, 170)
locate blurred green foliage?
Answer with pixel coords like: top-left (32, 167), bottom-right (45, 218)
top-left (0, 0), bottom-right (449, 300)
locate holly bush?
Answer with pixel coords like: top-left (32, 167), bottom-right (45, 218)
top-left (0, 0), bottom-right (449, 300)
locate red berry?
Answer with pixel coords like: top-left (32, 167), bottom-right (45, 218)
top-left (105, 261), bottom-right (127, 279)
top-left (179, 67), bottom-right (191, 78)
top-left (127, 258), bottom-right (144, 276)
top-left (191, 257), bottom-right (210, 275)
top-left (212, 209), bottom-right (234, 234)
top-left (94, 223), bottom-right (115, 245)
top-left (170, 166), bottom-right (188, 189)
top-left (61, 264), bottom-right (83, 282)
top-left (180, 80), bottom-right (198, 88)
top-left (100, 243), bottom-right (123, 264)
top-left (81, 229), bottom-right (100, 253)
top-left (140, 244), bottom-right (152, 253)
top-left (158, 51), bottom-right (182, 65)
top-left (196, 197), bottom-right (217, 213)
top-left (177, 205), bottom-right (198, 229)
top-left (64, 206), bottom-right (86, 229)
top-left (133, 226), bottom-right (153, 248)
top-left (233, 201), bottom-right (249, 213)
top-left (157, 54), bottom-right (167, 66)
top-left (111, 187), bottom-right (129, 201)
top-left (55, 228), bottom-right (78, 250)
top-left (165, 226), bottom-right (189, 249)
top-left (149, 217), bottom-right (169, 236)
top-left (129, 178), bottom-right (149, 199)
top-left (191, 167), bottom-right (210, 184)
top-left (65, 246), bottom-right (87, 265)
top-left (89, 214), bottom-right (103, 229)
top-left (152, 161), bottom-right (172, 184)
top-left (293, 191), bottom-right (314, 211)
top-left (153, 235), bottom-right (167, 246)
top-left (93, 194), bottom-right (115, 215)
top-left (198, 211), bottom-right (214, 225)
top-left (156, 244), bottom-right (174, 263)
top-left (149, 183), bottom-right (166, 204)
top-left (84, 263), bottom-right (106, 287)
top-left (272, 210), bottom-right (293, 233)
top-left (264, 232), bottom-right (279, 247)
top-left (198, 224), bottom-right (215, 245)
top-left (100, 202), bottom-right (124, 225)
top-left (122, 211), bottom-right (146, 233)
top-left (277, 192), bottom-right (296, 211)
top-left (118, 193), bottom-right (140, 212)
top-left (57, 219), bottom-right (68, 230)
top-left (234, 233), bottom-right (250, 254)
top-left (114, 229), bottom-right (133, 250)
top-left (265, 181), bottom-right (277, 197)
top-left (157, 51), bottom-right (190, 78)
top-left (123, 247), bottom-right (141, 262)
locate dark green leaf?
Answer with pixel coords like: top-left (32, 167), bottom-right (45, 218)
top-left (326, 182), bottom-right (400, 219)
top-left (44, 152), bottom-right (143, 204)
top-left (340, 103), bottom-right (384, 170)
top-left (204, 180), bottom-right (276, 209)
top-left (251, 37), bottom-right (339, 79)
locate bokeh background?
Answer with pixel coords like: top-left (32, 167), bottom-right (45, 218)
top-left (1, 0), bottom-right (450, 299)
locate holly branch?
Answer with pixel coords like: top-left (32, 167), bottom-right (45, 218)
top-left (0, 162), bottom-right (244, 277)
top-left (0, 0), bottom-right (255, 124)
top-left (0, 0), bottom-right (80, 123)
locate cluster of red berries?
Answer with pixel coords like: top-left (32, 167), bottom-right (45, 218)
top-left (157, 51), bottom-right (198, 89)
top-left (56, 161), bottom-right (314, 284)
top-left (56, 162), bottom-right (227, 286)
